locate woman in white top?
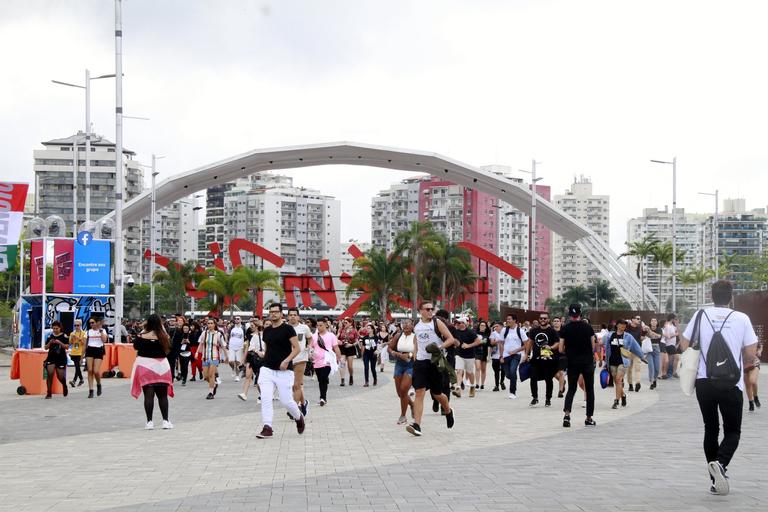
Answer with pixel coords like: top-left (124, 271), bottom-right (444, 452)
top-left (387, 319), bottom-right (416, 425)
top-left (238, 320), bottom-right (265, 402)
top-left (85, 317), bottom-right (108, 398)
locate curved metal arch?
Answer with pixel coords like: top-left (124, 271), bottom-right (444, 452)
top-left (104, 141), bottom-right (654, 309)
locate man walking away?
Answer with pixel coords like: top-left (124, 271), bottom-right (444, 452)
top-left (681, 280), bottom-right (757, 496)
top-left (559, 304), bottom-right (597, 427)
top-left (256, 303), bottom-right (305, 439)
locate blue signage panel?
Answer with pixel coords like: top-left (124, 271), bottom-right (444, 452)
top-left (73, 240), bottom-right (111, 294)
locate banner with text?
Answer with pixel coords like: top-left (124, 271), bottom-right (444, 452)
top-left (73, 239), bottom-right (110, 294)
top-left (53, 239), bottom-right (74, 293)
top-left (29, 240), bottom-right (43, 294)
top-left (0, 182), bottom-right (29, 272)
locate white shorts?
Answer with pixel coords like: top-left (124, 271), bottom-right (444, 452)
top-left (454, 357), bottom-right (476, 373)
top-left (228, 347), bottom-right (243, 362)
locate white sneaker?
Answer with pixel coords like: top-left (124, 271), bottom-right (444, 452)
top-left (162, 420), bottom-right (174, 430)
top-left (145, 421), bottom-right (154, 430)
top-left (215, 377), bottom-right (221, 385)
top-left (237, 393), bottom-right (248, 401)
top-left (234, 376), bottom-right (241, 382)
top-left (508, 393), bottom-right (517, 400)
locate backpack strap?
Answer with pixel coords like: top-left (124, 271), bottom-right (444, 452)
top-left (703, 310), bottom-right (735, 334)
top-left (433, 318), bottom-right (444, 341)
top-left (516, 326), bottom-right (522, 342)
top-left (504, 326), bottom-right (510, 339)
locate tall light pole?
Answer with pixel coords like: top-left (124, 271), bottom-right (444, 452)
top-left (519, 161), bottom-right (542, 310)
top-left (149, 154), bottom-right (165, 313)
top-left (699, 190), bottom-right (719, 279)
top-left (51, 71), bottom-right (116, 223)
top-left (114, 0), bottom-right (125, 335)
top-left (651, 157), bottom-right (676, 313)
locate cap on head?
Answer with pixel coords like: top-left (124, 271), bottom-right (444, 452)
top-left (568, 304), bottom-right (582, 317)
top-left (456, 316), bottom-right (469, 325)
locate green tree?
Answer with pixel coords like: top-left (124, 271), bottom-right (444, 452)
top-left (394, 221), bottom-right (442, 319)
top-left (677, 267), bottom-right (714, 309)
top-left (620, 234), bottom-right (660, 310)
top-left (589, 279), bottom-right (617, 309)
top-left (346, 247), bottom-right (406, 320)
top-left (198, 268), bottom-right (248, 319)
top-left (426, 236), bottom-right (475, 307)
top-left (152, 260), bottom-right (205, 314)
top-left (649, 242), bottom-right (687, 314)
top-left (231, 266), bottom-right (283, 318)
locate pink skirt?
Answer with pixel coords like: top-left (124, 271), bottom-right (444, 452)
top-left (130, 356), bottom-right (175, 399)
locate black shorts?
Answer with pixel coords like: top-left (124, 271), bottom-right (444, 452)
top-left (412, 359), bottom-right (444, 395)
top-left (557, 357), bottom-right (568, 372)
top-left (45, 356), bottom-right (67, 369)
top-left (341, 345), bottom-right (357, 358)
top-left (664, 345), bottom-right (677, 356)
top-left (246, 352), bottom-right (263, 369)
top-left (475, 346), bottom-right (489, 360)
top-left (85, 346), bottom-right (105, 359)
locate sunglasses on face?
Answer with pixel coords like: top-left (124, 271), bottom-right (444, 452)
top-left (422, 307), bottom-right (434, 311)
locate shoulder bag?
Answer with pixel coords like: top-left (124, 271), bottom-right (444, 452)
top-left (679, 310), bottom-right (704, 397)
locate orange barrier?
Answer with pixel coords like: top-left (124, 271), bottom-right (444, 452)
top-left (114, 344), bottom-right (137, 378)
top-left (10, 349), bottom-right (65, 396)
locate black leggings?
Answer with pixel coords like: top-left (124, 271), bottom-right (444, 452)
top-left (492, 359), bottom-right (505, 387)
top-left (315, 366), bottom-right (331, 400)
top-left (71, 356), bottom-right (84, 382)
top-left (142, 384), bottom-right (169, 422)
top-left (363, 350), bottom-right (377, 384)
top-left (179, 356), bottom-right (190, 382)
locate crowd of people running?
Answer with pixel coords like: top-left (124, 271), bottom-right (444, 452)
top-left (39, 279), bottom-right (761, 496)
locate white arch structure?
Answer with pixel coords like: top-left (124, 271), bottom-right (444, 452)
top-left (108, 142), bottom-right (656, 309)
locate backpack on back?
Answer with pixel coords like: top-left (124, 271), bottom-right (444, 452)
top-left (703, 311), bottom-right (740, 391)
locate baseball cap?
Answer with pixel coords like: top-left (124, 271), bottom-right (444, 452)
top-left (568, 304), bottom-right (582, 317)
top-left (456, 316), bottom-right (469, 324)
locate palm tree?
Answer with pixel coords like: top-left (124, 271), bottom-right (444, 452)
top-left (231, 266), bottom-right (283, 318)
top-left (198, 268), bottom-right (248, 319)
top-left (562, 285), bottom-right (592, 307)
top-left (346, 247), bottom-right (406, 320)
top-left (152, 260), bottom-right (205, 314)
top-left (426, 236), bottom-right (476, 307)
top-left (394, 221), bottom-right (442, 319)
top-left (620, 234), bottom-right (660, 310)
top-left (717, 252), bottom-right (739, 281)
top-left (589, 279), bottom-right (617, 309)
top-left (677, 268), bottom-right (714, 309)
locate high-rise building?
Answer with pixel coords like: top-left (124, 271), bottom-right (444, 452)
top-left (552, 177), bottom-right (609, 299)
top-left (140, 195), bottom-right (201, 283)
top-left (338, 240), bottom-right (371, 307)
top-left (223, 178), bottom-right (341, 279)
top-left (627, 207), bottom-right (707, 308)
top-left (714, 211), bottom-right (766, 294)
top-left (33, 131), bottom-right (144, 278)
top-left (371, 178), bottom-right (421, 253)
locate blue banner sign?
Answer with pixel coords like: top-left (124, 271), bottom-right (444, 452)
top-left (73, 239), bottom-right (111, 294)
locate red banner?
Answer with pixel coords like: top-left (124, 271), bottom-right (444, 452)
top-left (30, 240), bottom-right (43, 294)
top-left (53, 239), bottom-right (74, 293)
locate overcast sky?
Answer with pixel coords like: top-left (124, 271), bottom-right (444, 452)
top-left (2, 0), bottom-right (766, 254)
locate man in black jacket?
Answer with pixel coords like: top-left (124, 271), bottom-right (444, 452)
top-left (526, 313), bottom-right (559, 407)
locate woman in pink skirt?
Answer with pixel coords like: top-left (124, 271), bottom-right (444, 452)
top-left (131, 314), bottom-right (175, 430)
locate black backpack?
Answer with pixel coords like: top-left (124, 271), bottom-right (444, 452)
top-left (701, 311), bottom-right (740, 391)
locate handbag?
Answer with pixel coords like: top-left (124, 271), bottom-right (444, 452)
top-left (641, 337), bottom-right (653, 354)
top-left (518, 360), bottom-right (532, 382)
top-left (599, 368), bottom-right (610, 389)
top-left (679, 310), bottom-right (704, 397)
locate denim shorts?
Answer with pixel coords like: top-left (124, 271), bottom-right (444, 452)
top-left (202, 359), bottom-right (220, 368)
top-left (393, 359), bottom-right (413, 378)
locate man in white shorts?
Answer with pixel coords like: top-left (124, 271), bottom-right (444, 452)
top-left (452, 316), bottom-right (482, 397)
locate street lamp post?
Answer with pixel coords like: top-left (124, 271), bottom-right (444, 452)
top-left (114, 0), bottom-right (125, 336)
top-left (518, 162), bottom-right (542, 311)
top-left (52, 71), bottom-right (116, 224)
top-left (699, 190), bottom-right (719, 279)
top-left (651, 157), bottom-right (677, 313)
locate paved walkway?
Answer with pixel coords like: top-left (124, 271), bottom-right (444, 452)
top-left (0, 361), bottom-right (766, 511)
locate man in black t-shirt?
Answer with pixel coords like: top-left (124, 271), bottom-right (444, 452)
top-left (256, 303), bottom-right (305, 439)
top-left (453, 317), bottom-right (482, 398)
top-left (526, 313), bottom-right (559, 406)
top-left (558, 304), bottom-right (597, 428)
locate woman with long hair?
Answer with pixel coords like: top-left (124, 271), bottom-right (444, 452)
top-left (310, 318), bottom-right (342, 406)
top-left (474, 321), bottom-right (491, 390)
top-left (44, 320), bottom-right (69, 399)
top-left (85, 317), bottom-right (108, 398)
top-left (377, 322), bottom-right (389, 373)
top-left (745, 341), bottom-right (763, 412)
top-left (198, 317), bottom-right (228, 399)
top-left (68, 319), bottom-right (86, 388)
top-left (337, 319), bottom-right (359, 386)
top-left (238, 318), bottom-right (264, 402)
top-left (646, 318), bottom-right (663, 390)
top-left (178, 324), bottom-right (193, 386)
top-left (387, 319), bottom-right (415, 424)
top-left (131, 314), bottom-right (174, 429)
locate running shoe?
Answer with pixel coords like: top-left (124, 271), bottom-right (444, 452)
top-left (234, 376), bottom-right (241, 382)
top-left (319, 398), bottom-right (327, 406)
top-left (162, 420), bottom-right (174, 430)
top-left (238, 393), bottom-right (248, 401)
top-left (508, 393), bottom-right (517, 400)
top-left (501, 383), bottom-right (506, 390)
top-left (145, 421), bottom-right (154, 430)
top-left (529, 398), bottom-right (538, 406)
top-left (584, 418), bottom-right (597, 427)
top-left (256, 425), bottom-right (273, 439)
top-left (545, 400), bottom-right (551, 407)
top-left (445, 409), bottom-right (455, 429)
top-left (562, 415), bottom-right (571, 428)
top-left (206, 393), bottom-right (214, 400)
top-left (432, 399), bottom-right (439, 413)
top-left (406, 423), bottom-right (422, 437)
top-left (397, 415), bottom-right (407, 425)
top-left (492, 386), bottom-right (499, 392)
top-left (708, 461), bottom-right (729, 496)
top-left (296, 415), bottom-right (305, 435)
